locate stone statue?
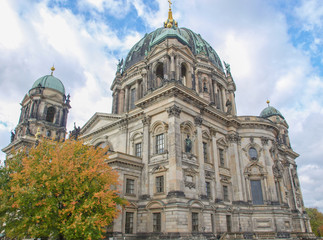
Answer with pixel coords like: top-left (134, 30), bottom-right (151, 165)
top-left (26, 122), bottom-right (31, 135)
top-left (69, 122), bottom-right (81, 140)
top-left (224, 61), bottom-right (231, 75)
top-left (226, 99), bottom-right (232, 115)
top-left (10, 131), bottom-right (15, 142)
top-left (116, 58), bottom-right (123, 74)
top-left (185, 135), bottom-right (192, 153)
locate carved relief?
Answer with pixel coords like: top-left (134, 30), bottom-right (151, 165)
top-left (142, 115), bottom-right (151, 126)
top-left (226, 133), bottom-right (241, 144)
top-left (167, 105), bottom-right (182, 117)
top-left (194, 116), bottom-right (203, 126)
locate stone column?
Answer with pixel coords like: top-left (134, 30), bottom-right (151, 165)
top-left (227, 133), bottom-right (244, 202)
top-left (141, 69), bottom-right (147, 96)
top-left (221, 88), bottom-right (226, 112)
top-left (119, 89), bottom-right (125, 114)
top-left (195, 116), bottom-right (207, 198)
top-left (141, 116), bottom-right (151, 197)
top-left (211, 128), bottom-right (222, 201)
top-left (124, 86), bottom-right (129, 113)
top-left (166, 105), bottom-right (184, 195)
top-left (135, 80), bottom-right (140, 101)
top-left (170, 54), bottom-right (175, 80)
top-left (230, 91), bottom-right (237, 116)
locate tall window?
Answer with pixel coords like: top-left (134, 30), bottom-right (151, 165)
top-left (126, 179), bottom-right (135, 194)
top-left (156, 176), bottom-right (164, 193)
top-left (156, 134), bottom-right (164, 154)
top-left (219, 149), bottom-right (225, 167)
top-left (203, 142), bottom-right (208, 162)
top-left (130, 88), bottom-right (136, 110)
top-left (206, 182), bottom-right (211, 199)
top-left (250, 180), bottom-right (264, 205)
top-left (135, 143), bottom-right (142, 157)
top-left (226, 215), bottom-right (232, 232)
top-left (46, 106), bottom-right (56, 122)
top-left (192, 213), bottom-right (199, 232)
top-left (125, 212), bottom-right (134, 234)
top-left (153, 213), bottom-right (161, 232)
top-left (223, 185), bottom-right (229, 201)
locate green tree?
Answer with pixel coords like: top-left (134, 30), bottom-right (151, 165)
top-left (0, 139), bottom-right (126, 240)
top-left (306, 207), bottom-right (323, 237)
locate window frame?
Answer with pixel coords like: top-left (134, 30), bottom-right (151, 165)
top-left (192, 212), bottom-right (199, 232)
top-left (155, 133), bottom-right (165, 154)
top-left (155, 175), bottom-right (164, 193)
top-left (135, 142), bottom-right (142, 157)
top-left (125, 212), bottom-right (134, 234)
top-left (153, 212), bottom-right (161, 232)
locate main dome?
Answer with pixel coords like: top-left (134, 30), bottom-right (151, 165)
top-left (123, 27), bottom-right (224, 73)
top-left (31, 74), bottom-right (65, 95)
top-left (260, 106), bottom-right (285, 119)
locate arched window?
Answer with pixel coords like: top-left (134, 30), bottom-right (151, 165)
top-left (46, 106), bottom-right (56, 123)
top-left (181, 64), bottom-right (187, 85)
top-left (155, 63), bottom-right (164, 87)
top-left (249, 147), bottom-right (258, 160)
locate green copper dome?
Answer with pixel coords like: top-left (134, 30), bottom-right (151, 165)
top-left (122, 27), bottom-right (224, 72)
top-left (260, 106), bottom-right (284, 119)
top-left (31, 74), bottom-right (65, 95)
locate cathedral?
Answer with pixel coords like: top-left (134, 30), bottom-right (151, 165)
top-left (2, 3), bottom-right (315, 240)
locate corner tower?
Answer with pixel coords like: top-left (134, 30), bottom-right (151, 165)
top-left (2, 67), bottom-right (71, 157)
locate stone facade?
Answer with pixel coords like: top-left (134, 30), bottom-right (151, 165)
top-left (79, 11), bottom-right (313, 239)
top-left (2, 8), bottom-right (315, 240)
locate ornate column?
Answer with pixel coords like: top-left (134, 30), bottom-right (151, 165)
top-left (141, 68), bottom-right (147, 96)
top-left (229, 91), bottom-right (237, 116)
top-left (119, 89), bottom-right (125, 114)
top-left (166, 105), bottom-right (184, 196)
top-left (141, 116), bottom-right (151, 198)
top-left (195, 116), bottom-right (207, 198)
top-left (124, 86), bottom-right (129, 113)
top-left (210, 128), bottom-right (222, 201)
top-left (226, 133), bottom-right (244, 202)
top-left (135, 80), bottom-right (140, 101)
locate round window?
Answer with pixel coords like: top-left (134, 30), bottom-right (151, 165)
top-left (249, 147), bottom-right (258, 160)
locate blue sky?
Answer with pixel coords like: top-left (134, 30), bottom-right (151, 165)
top-left (0, 0), bottom-right (323, 211)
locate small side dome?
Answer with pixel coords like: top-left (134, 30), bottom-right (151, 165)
top-left (260, 101), bottom-right (284, 119)
top-left (31, 67), bottom-right (65, 95)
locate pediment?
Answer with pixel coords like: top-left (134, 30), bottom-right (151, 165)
top-left (80, 112), bottom-right (122, 136)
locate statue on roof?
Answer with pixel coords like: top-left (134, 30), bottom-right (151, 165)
top-left (116, 58), bottom-right (123, 74)
top-left (224, 61), bottom-right (231, 75)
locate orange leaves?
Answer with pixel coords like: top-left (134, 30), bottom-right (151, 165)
top-left (1, 138), bottom-right (127, 240)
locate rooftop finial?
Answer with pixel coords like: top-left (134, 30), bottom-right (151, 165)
top-left (164, 0), bottom-right (178, 28)
top-left (51, 65), bottom-right (55, 76)
top-left (266, 100), bottom-right (270, 106)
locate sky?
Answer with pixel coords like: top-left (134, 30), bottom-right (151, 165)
top-left (0, 0), bottom-right (322, 211)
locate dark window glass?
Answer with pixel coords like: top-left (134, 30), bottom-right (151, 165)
top-left (125, 212), bottom-right (134, 234)
top-left (156, 176), bottom-right (164, 193)
top-left (156, 134), bottom-right (164, 154)
top-left (153, 213), bottom-right (161, 232)
top-left (223, 185), bottom-right (229, 201)
top-left (135, 143), bottom-right (142, 157)
top-left (203, 142), bottom-right (208, 162)
top-left (156, 63), bottom-right (163, 78)
top-left (251, 180), bottom-right (264, 205)
top-left (126, 179), bottom-right (135, 194)
top-left (46, 106), bottom-right (56, 122)
top-left (249, 147), bottom-right (258, 160)
top-left (130, 88), bottom-right (136, 110)
top-left (219, 149), bottom-right (225, 167)
top-left (192, 213), bottom-right (199, 232)
top-left (206, 182), bottom-right (211, 198)
top-left (226, 215), bottom-right (231, 232)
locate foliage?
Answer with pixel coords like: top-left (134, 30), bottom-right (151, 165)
top-left (0, 139), bottom-right (126, 240)
top-left (306, 207), bottom-right (323, 237)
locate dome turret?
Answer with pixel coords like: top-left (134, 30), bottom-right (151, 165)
top-left (31, 66), bottom-right (65, 95)
top-left (260, 100), bottom-right (284, 119)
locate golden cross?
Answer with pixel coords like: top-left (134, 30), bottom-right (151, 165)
top-left (168, 0), bottom-right (172, 9)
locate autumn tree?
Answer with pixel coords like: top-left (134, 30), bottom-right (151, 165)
top-left (306, 207), bottom-right (323, 237)
top-left (0, 139), bottom-right (126, 240)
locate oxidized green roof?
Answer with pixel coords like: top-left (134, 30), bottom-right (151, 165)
top-left (122, 27), bottom-right (224, 72)
top-left (260, 106), bottom-right (284, 119)
top-left (31, 75), bottom-right (65, 95)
